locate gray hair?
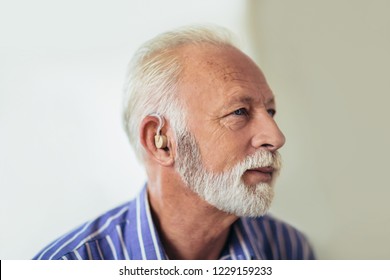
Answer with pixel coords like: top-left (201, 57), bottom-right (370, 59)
top-left (122, 25), bottom-right (237, 161)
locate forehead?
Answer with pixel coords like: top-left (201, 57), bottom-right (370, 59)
top-left (177, 44), bottom-right (274, 109)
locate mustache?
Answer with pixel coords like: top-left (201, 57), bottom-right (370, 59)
top-left (208, 149), bottom-right (281, 186)
top-left (236, 149), bottom-right (282, 172)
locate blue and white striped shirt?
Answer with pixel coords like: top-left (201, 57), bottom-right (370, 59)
top-left (33, 187), bottom-right (315, 260)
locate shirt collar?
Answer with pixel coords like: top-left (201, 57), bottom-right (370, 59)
top-left (219, 218), bottom-right (267, 260)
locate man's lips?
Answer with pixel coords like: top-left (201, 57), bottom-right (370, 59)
top-left (244, 167), bottom-right (275, 183)
top-left (247, 167), bottom-right (275, 173)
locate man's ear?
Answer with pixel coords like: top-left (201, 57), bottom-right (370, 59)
top-left (139, 115), bottom-right (175, 166)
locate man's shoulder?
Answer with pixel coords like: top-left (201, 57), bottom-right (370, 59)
top-left (33, 200), bottom-right (134, 260)
top-left (239, 214), bottom-right (315, 259)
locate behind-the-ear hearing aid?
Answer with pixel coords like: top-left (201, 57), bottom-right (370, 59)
top-left (150, 113), bottom-right (168, 149)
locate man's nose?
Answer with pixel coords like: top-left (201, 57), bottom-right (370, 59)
top-left (251, 112), bottom-right (286, 152)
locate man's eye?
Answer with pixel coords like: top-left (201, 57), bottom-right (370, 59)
top-left (267, 109), bottom-right (276, 117)
top-left (233, 108), bottom-right (248, 116)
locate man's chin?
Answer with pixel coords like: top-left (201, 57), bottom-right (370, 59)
top-left (198, 182), bottom-right (274, 218)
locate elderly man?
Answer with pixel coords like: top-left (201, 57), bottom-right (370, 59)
top-left (34, 25), bottom-right (315, 260)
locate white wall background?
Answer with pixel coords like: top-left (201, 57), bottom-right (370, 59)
top-left (1, 0), bottom-right (389, 259)
top-left (247, 0), bottom-right (390, 259)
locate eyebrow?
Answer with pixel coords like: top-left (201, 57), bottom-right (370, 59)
top-left (224, 95), bottom-right (275, 107)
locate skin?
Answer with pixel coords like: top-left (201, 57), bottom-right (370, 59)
top-left (139, 44), bottom-right (285, 260)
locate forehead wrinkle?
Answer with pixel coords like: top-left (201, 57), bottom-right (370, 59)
top-left (221, 69), bottom-right (245, 82)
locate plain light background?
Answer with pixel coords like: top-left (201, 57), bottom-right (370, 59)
top-left (1, 0), bottom-right (389, 259)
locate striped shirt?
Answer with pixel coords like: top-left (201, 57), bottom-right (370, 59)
top-left (33, 186), bottom-right (315, 260)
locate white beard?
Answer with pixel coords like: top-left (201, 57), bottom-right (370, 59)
top-left (175, 129), bottom-right (282, 217)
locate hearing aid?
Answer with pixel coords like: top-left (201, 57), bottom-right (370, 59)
top-left (150, 113), bottom-right (168, 149)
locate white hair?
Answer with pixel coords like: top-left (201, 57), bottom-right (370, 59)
top-left (122, 25), bottom-right (237, 161)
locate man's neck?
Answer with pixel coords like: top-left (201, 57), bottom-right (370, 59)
top-left (147, 182), bottom-right (237, 260)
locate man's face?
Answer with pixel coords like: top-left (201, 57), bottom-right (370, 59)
top-left (174, 44), bottom-right (285, 217)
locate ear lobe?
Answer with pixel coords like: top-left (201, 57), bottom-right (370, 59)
top-left (140, 116), bottom-right (174, 166)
